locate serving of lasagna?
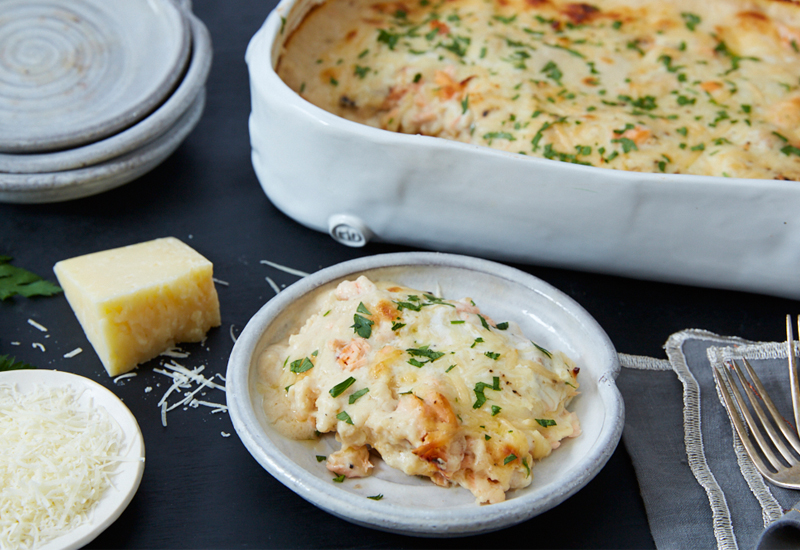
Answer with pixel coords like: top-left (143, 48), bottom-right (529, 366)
top-left (277, 0), bottom-right (800, 180)
top-left (257, 276), bottom-right (580, 504)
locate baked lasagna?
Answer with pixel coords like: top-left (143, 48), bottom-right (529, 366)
top-left (257, 276), bottom-right (580, 504)
top-left (277, 0), bottom-right (800, 180)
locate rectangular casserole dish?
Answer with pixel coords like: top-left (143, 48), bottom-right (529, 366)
top-left (246, 0), bottom-right (800, 300)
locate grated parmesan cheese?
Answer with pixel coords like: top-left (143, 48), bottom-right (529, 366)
top-left (0, 385), bottom-right (125, 550)
top-left (154, 361), bottom-right (226, 427)
top-left (265, 277), bottom-right (281, 295)
top-left (26, 319), bottom-right (47, 332)
top-left (259, 260), bottom-right (310, 278)
top-left (63, 348), bottom-right (83, 359)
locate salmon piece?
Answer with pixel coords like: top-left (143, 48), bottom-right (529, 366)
top-left (331, 337), bottom-right (371, 370)
top-left (327, 445), bottom-right (373, 478)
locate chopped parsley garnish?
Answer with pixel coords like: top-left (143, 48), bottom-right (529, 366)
top-left (356, 302), bottom-right (372, 315)
top-left (351, 314), bottom-right (374, 338)
top-left (451, 320), bottom-right (465, 324)
top-left (492, 14), bottom-right (517, 24)
top-left (532, 342), bottom-right (552, 358)
top-left (330, 377), bottom-right (356, 397)
top-left (523, 457), bottom-right (531, 477)
top-left (541, 61), bottom-right (562, 86)
top-left (290, 357), bottom-right (315, 374)
top-left (484, 351), bottom-right (500, 360)
top-left (485, 434), bottom-right (491, 440)
top-left (391, 321), bottom-right (406, 331)
top-left (329, 77), bottom-right (338, 86)
top-left (495, 322), bottom-right (509, 330)
top-left (377, 29), bottom-right (401, 50)
top-left (316, 455), bottom-right (327, 462)
top-left (440, 35), bottom-right (471, 57)
top-left (312, 350), bottom-right (319, 357)
top-left (333, 474), bottom-right (346, 483)
top-left (681, 12), bottom-right (701, 31)
top-left (473, 377), bottom-right (501, 408)
top-left (782, 145), bottom-right (800, 157)
top-left (367, 494), bottom-right (384, 500)
top-left (471, 337), bottom-right (484, 348)
top-left (536, 418), bottom-right (557, 427)
top-left (0, 256), bottom-right (62, 300)
top-left (691, 143), bottom-right (706, 152)
top-left (336, 411), bottom-right (354, 425)
top-left (503, 454), bottom-right (517, 465)
top-left (446, 364), bottom-right (457, 373)
top-left (491, 405), bottom-right (502, 416)
top-left (0, 355), bottom-right (37, 372)
top-left (483, 131), bottom-right (516, 143)
top-left (611, 137), bottom-right (638, 153)
top-left (354, 65), bottom-right (370, 78)
top-left (478, 314), bottom-right (491, 330)
top-left (676, 127), bottom-right (688, 137)
top-left (406, 346), bottom-right (446, 367)
top-left (461, 94), bottom-right (469, 114)
top-left (349, 387), bottom-right (370, 403)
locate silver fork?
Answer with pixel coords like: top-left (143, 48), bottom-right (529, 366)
top-left (713, 315), bottom-right (800, 489)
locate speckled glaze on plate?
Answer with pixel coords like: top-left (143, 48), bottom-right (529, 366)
top-left (0, 0), bottom-right (190, 153)
top-left (0, 88), bottom-right (205, 203)
top-left (226, 252), bottom-right (623, 537)
top-left (0, 11), bottom-right (211, 174)
top-left (0, 369), bottom-right (145, 550)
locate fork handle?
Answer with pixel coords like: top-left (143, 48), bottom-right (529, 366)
top-left (757, 500), bottom-right (800, 549)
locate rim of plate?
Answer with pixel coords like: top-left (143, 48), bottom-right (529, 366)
top-left (227, 252), bottom-right (624, 537)
top-left (0, 0), bottom-right (191, 153)
top-left (0, 369), bottom-right (145, 550)
top-left (0, 10), bottom-right (210, 174)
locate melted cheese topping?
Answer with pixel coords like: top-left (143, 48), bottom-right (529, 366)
top-left (257, 276), bottom-right (580, 504)
top-left (277, 0), bottom-right (800, 180)
top-left (0, 385), bottom-right (124, 549)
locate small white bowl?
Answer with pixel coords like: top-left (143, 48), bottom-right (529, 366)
top-left (226, 252), bottom-right (623, 537)
top-left (0, 369), bottom-right (145, 550)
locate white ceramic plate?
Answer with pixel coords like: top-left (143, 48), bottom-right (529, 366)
top-left (227, 252), bottom-right (623, 537)
top-left (0, 11), bottom-right (212, 175)
top-left (0, 87), bottom-right (205, 203)
top-left (0, 0), bottom-right (191, 153)
top-left (0, 369), bottom-right (145, 550)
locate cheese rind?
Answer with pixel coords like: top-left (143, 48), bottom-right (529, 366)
top-left (54, 237), bottom-right (221, 376)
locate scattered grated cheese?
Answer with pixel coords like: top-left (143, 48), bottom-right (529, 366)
top-left (0, 385), bottom-right (129, 550)
top-left (26, 319), bottom-right (48, 332)
top-left (63, 348), bottom-right (83, 358)
top-left (221, 432), bottom-right (231, 438)
top-left (212, 277), bottom-right (229, 286)
top-left (113, 373), bottom-right (137, 384)
top-left (259, 259), bottom-right (310, 278)
top-left (266, 277), bottom-right (281, 295)
top-left (229, 325), bottom-right (238, 344)
top-left (159, 347), bottom-right (190, 359)
top-left (31, 343), bottom-right (45, 352)
top-left (154, 361), bottom-right (226, 427)
top-left (11, 342), bottom-right (20, 346)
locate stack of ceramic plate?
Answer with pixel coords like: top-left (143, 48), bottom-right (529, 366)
top-left (0, 0), bottom-right (211, 203)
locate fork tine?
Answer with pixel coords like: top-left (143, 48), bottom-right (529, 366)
top-left (713, 366), bottom-right (776, 477)
top-left (732, 359), bottom-right (800, 461)
top-left (790, 315), bottom-right (800, 436)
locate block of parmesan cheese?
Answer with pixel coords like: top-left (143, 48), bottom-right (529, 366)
top-left (54, 237), bottom-right (221, 377)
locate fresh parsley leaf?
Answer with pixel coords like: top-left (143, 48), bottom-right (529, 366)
top-left (391, 322), bottom-right (406, 331)
top-left (316, 455), bottom-right (327, 462)
top-left (445, 364), bottom-right (457, 373)
top-left (536, 418), bottom-right (557, 427)
top-left (451, 320), bottom-right (465, 324)
top-left (351, 314), bottom-right (374, 338)
top-left (0, 257), bottom-right (62, 300)
top-left (356, 302), bottom-right (372, 315)
top-left (478, 314), bottom-right (490, 330)
top-left (495, 322), bottom-right (509, 330)
top-left (0, 354), bottom-right (37, 372)
top-left (336, 411), bottom-right (354, 425)
top-left (532, 342), bottom-right (552, 358)
top-left (290, 357), bottom-right (315, 373)
top-left (503, 454), bottom-right (517, 465)
top-left (782, 145), bottom-right (800, 157)
top-left (541, 61), bottom-right (562, 86)
top-left (330, 377), bottom-right (356, 397)
top-left (681, 12), bottom-right (701, 31)
top-left (349, 387), bottom-right (369, 404)
top-left (461, 94), bottom-right (469, 114)
top-left (523, 457), bottom-right (531, 477)
top-left (491, 405), bottom-right (502, 416)
top-left (407, 347), bottom-right (445, 362)
top-left (367, 494), bottom-right (384, 500)
top-left (333, 474), bottom-right (346, 483)
top-left (484, 351), bottom-right (500, 360)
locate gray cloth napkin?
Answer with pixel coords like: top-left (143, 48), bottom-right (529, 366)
top-left (618, 330), bottom-right (800, 550)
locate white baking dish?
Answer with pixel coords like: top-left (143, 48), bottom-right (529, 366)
top-left (246, 0), bottom-right (800, 300)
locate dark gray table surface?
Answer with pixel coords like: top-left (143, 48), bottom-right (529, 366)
top-left (3, 1), bottom-right (799, 547)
